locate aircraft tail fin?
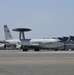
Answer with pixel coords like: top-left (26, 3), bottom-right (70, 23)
top-left (67, 36), bottom-right (74, 42)
top-left (4, 25), bottom-right (13, 40)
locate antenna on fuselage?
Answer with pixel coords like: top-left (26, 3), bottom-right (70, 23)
top-left (13, 28), bottom-right (31, 40)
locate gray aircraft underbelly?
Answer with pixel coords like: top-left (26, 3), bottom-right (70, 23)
top-left (39, 42), bottom-right (64, 48)
top-left (65, 44), bottom-right (74, 49)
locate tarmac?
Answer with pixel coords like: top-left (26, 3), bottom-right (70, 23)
top-left (0, 50), bottom-right (74, 75)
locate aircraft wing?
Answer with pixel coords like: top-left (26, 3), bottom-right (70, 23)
top-left (0, 43), bottom-right (5, 47)
top-left (0, 40), bottom-right (9, 43)
top-left (16, 44), bottom-right (21, 49)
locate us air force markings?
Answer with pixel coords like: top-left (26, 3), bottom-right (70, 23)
top-left (0, 50), bottom-right (74, 75)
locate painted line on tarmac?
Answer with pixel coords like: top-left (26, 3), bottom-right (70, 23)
top-left (18, 51), bottom-right (74, 54)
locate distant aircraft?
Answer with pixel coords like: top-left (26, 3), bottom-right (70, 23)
top-left (64, 36), bottom-right (74, 50)
top-left (13, 28), bottom-right (64, 51)
top-left (58, 36), bottom-right (74, 50)
top-left (0, 25), bottom-right (21, 49)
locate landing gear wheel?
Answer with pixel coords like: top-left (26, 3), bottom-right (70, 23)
top-left (34, 48), bottom-right (40, 51)
top-left (23, 49), bottom-right (28, 51)
top-left (55, 49), bottom-right (58, 51)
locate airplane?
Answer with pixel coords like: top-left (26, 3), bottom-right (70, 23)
top-left (58, 36), bottom-right (74, 50)
top-left (0, 25), bottom-right (21, 49)
top-left (64, 36), bottom-right (74, 50)
top-left (13, 28), bottom-right (64, 51)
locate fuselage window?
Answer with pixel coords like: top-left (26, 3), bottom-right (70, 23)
top-left (31, 42), bottom-right (42, 44)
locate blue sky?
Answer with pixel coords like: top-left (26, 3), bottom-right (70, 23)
top-left (0, 0), bottom-right (74, 39)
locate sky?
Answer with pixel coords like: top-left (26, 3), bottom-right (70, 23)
top-left (0, 0), bottom-right (74, 39)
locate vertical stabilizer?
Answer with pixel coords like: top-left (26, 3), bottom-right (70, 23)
top-left (67, 36), bottom-right (74, 42)
top-left (4, 25), bottom-right (13, 40)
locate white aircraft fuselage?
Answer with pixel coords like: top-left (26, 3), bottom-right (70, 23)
top-left (21, 38), bottom-right (64, 50)
top-left (5, 39), bottom-right (21, 44)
